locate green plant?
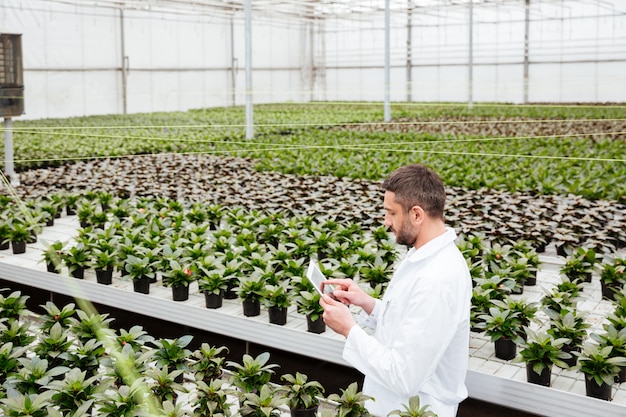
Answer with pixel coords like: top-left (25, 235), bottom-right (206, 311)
top-left (124, 252), bottom-right (157, 281)
top-left (0, 291), bottom-right (31, 321)
top-left (40, 241), bottom-right (65, 272)
top-left (226, 352), bottom-right (279, 394)
top-left (279, 372), bottom-right (325, 411)
top-left (237, 273), bottom-right (267, 302)
top-left (0, 319), bottom-right (36, 347)
top-left (327, 382), bottom-right (373, 417)
top-left (152, 335), bottom-right (194, 376)
top-left (262, 281), bottom-right (292, 309)
top-left (577, 343), bottom-right (626, 386)
top-left (93, 380), bottom-right (144, 417)
top-left (39, 302), bottom-right (76, 332)
top-left (162, 259), bottom-right (195, 288)
top-left (388, 394), bottom-right (438, 417)
top-left (145, 365), bottom-right (187, 404)
top-left (191, 343), bottom-right (228, 382)
top-left (477, 306), bottom-right (523, 342)
top-left (4, 356), bottom-right (67, 395)
top-left (0, 342), bottom-right (30, 380)
top-left (0, 391), bottom-right (54, 417)
top-left (560, 247), bottom-right (596, 283)
top-left (45, 368), bottom-right (110, 413)
top-left (239, 384), bottom-right (287, 417)
top-left (191, 378), bottom-right (234, 417)
top-left (7, 220), bottom-right (31, 243)
top-left (294, 290), bottom-right (324, 322)
top-left (514, 328), bottom-right (571, 375)
top-left (62, 244), bottom-right (90, 275)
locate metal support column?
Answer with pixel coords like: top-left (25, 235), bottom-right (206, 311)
top-left (120, 8), bottom-right (128, 115)
top-left (384, 0), bottom-right (391, 122)
top-left (406, 1), bottom-right (413, 103)
top-left (468, 0), bottom-right (474, 109)
top-left (523, 0), bottom-right (530, 104)
top-left (244, 0), bottom-right (253, 139)
top-left (3, 117), bottom-right (19, 186)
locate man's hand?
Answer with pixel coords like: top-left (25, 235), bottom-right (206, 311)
top-left (319, 294), bottom-right (356, 338)
top-left (322, 278), bottom-right (376, 315)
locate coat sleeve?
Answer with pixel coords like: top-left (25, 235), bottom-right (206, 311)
top-left (342, 280), bottom-right (458, 397)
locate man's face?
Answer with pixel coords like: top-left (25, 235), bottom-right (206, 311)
top-left (383, 190), bottom-right (418, 247)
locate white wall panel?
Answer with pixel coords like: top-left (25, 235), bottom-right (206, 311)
top-left (1, 0), bottom-right (624, 120)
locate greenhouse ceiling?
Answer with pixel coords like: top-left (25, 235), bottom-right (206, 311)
top-left (51, 0), bottom-right (626, 21)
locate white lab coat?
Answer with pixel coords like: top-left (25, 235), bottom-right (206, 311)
top-left (343, 227), bottom-right (472, 417)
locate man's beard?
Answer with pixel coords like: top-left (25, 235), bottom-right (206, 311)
top-left (393, 218), bottom-right (418, 247)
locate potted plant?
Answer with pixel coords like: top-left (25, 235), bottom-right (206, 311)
top-left (45, 368), bottom-right (110, 414)
top-left (477, 306), bottom-right (523, 360)
top-left (327, 382), bottom-right (373, 417)
top-left (577, 343), bottom-right (626, 401)
top-left (91, 244), bottom-right (119, 285)
top-left (62, 244), bottom-right (90, 279)
top-left (294, 291), bottom-right (325, 334)
top-left (191, 343), bottom-right (228, 383)
top-left (0, 391), bottom-right (54, 417)
top-left (124, 252), bottom-right (157, 294)
top-left (151, 335), bottom-right (194, 384)
top-left (7, 220), bottom-right (31, 254)
top-left (388, 394), bottom-right (438, 417)
top-left (546, 308), bottom-right (590, 368)
top-left (145, 365), bottom-right (187, 404)
top-left (162, 259), bottom-right (195, 302)
top-left (4, 355), bottom-right (68, 395)
top-left (226, 352), bottom-right (279, 395)
top-left (599, 259), bottom-right (626, 301)
top-left (40, 241), bottom-right (65, 273)
top-left (560, 247), bottom-right (596, 284)
top-left (590, 325), bottom-right (626, 383)
top-left (237, 273), bottom-right (266, 317)
top-left (279, 372), bottom-right (325, 417)
top-left (513, 327), bottom-right (571, 386)
top-left (190, 378), bottom-right (234, 417)
top-left (239, 384), bottom-right (287, 417)
top-left (263, 281), bottom-right (292, 326)
top-left (198, 262), bottom-right (228, 309)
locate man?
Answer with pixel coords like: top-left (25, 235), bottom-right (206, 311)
top-left (320, 164), bottom-right (471, 417)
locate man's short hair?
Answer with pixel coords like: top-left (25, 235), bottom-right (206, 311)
top-left (382, 164), bottom-right (445, 220)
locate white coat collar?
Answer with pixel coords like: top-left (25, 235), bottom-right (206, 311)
top-left (405, 227), bottom-right (457, 263)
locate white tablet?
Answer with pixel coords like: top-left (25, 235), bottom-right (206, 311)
top-left (306, 259), bottom-right (335, 296)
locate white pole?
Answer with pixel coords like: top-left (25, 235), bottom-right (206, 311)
top-left (468, 0), bottom-right (474, 109)
top-left (384, 0), bottom-right (391, 122)
top-left (244, 0), bottom-right (253, 139)
top-left (524, 0), bottom-right (530, 104)
top-left (3, 117), bottom-right (19, 186)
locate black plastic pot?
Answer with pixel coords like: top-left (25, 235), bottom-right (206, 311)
top-left (11, 241), bottom-right (26, 254)
top-left (290, 406), bottom-right (318, 417)
top-left (306, 314), bottom-right (325, 334)
top-left (0, 240), bottom-right (9, 250)
top-left (526, 363), bottom-right (551, 386)
top-left (242, 299), bottom-right (261, 317)
top-left (70, 266), bottom-right (85, 279)
top-left (585, 377), bottom-right (612, 401)
top-left (601, 280), bottom-right (621, 301)
top-left (47, 262), bottom-right (60, 273)
top-left (133, 276), bottom-right (151, 294)
top-left (172, 284), bottom-right (190, 301)
top-left (96, 267), bottom-right (114, 285)
top-left (268, 306), bottom-right (288, 325)
top-left (205, 291), bottom-right (224, 309)
top-left (494, 337), bottom-right (516, 360)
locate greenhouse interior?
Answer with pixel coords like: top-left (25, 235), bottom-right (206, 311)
top-left (1, 0), bottom-right (625, 416)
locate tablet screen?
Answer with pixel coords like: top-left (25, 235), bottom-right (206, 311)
top-left (306, 260), bottom-right (334, 296)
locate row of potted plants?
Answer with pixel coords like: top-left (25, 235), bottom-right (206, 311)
top-left (0, 292), bottom-right (437, 417)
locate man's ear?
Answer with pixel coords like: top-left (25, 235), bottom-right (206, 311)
top-left (411, 205), bottom-right (425, 224)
